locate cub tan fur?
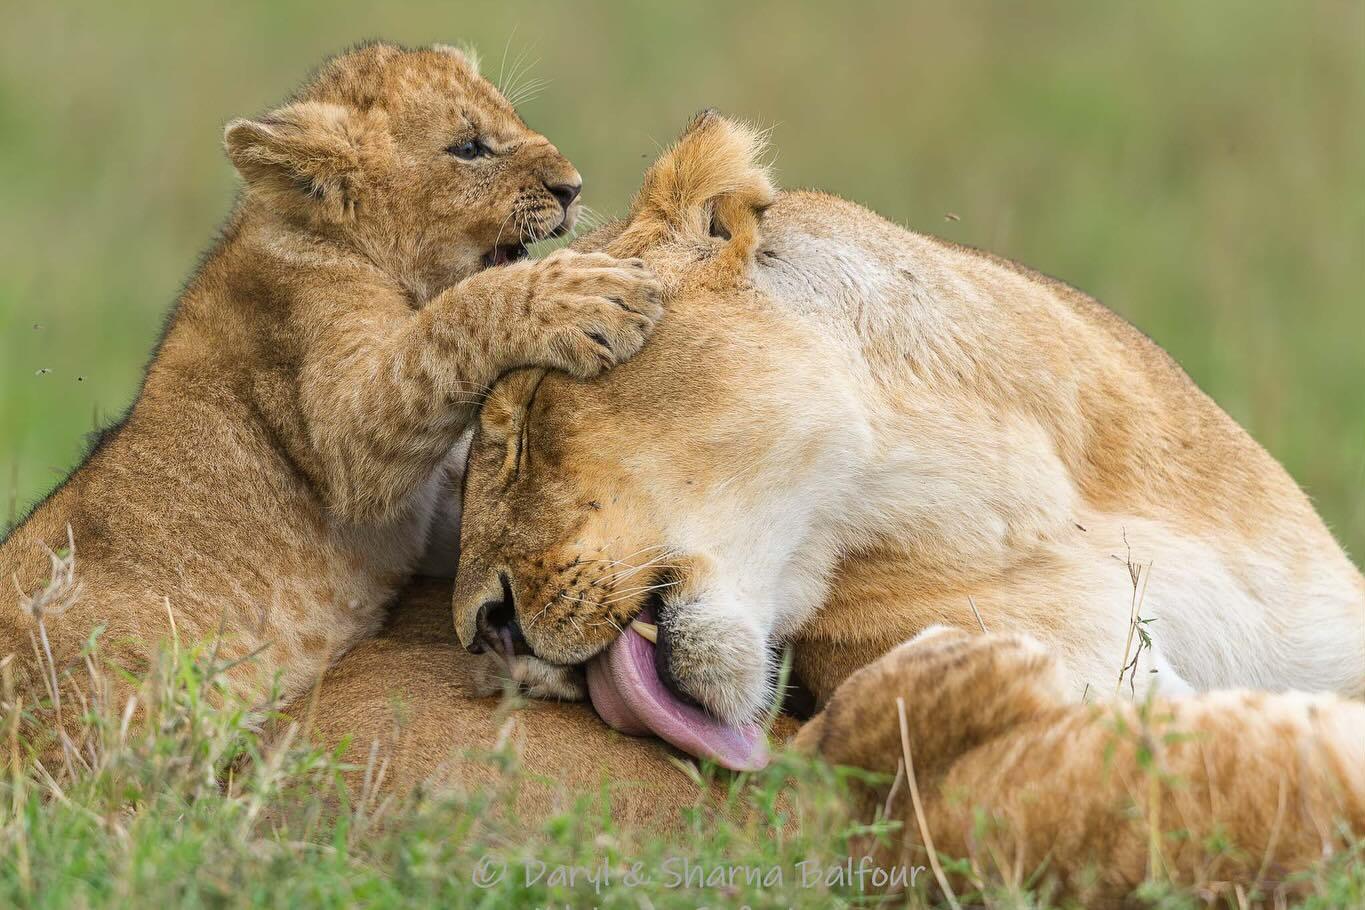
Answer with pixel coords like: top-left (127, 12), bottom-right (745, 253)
top-left (274, 577), bottom-right (801, 825)
top-left (797, 626), bottom-right (1365, 903)
top-left (452, 113), bottom-right (1364, 726)
top-left (0, 42), bottom-right (661, 744)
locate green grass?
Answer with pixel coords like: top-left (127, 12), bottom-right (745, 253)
top-left (1, 1), bottom-right (1362, 557)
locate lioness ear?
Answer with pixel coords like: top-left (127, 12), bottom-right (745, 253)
top-left (613, 110), bottom-right (775, 267)
top-left (224, 101), bottom-right (364, 221)
top-left (479, 368), bottom-right (548, 443)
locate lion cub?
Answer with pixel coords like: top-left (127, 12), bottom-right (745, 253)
top-left (0, 43), bottom-right (660, 740)
top-left (797, 627), bottom-right (1365, 903)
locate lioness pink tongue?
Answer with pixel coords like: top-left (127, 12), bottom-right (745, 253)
top-left (585, 610), bottom-right (768, 772)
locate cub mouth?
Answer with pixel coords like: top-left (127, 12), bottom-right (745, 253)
top-left (583, 597), bottom-right (769, 772)
top-left (481, 242), bottom-right (529, 268)
top-left (480, 210), bottom-right (576, 269)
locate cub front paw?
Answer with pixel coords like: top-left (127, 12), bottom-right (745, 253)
top-left (468, 651), bottom-right (587, 702)
top-left (523, 249), bottom-right (664, 378)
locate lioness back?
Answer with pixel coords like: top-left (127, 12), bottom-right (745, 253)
top-left (754, 188), bottom-right (1365, 699)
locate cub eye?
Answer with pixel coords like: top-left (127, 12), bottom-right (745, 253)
top-left (446, 138), bottom-right (485, 160)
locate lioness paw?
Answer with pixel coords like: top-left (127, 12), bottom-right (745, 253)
top-left (656, 601), bottom-right (771, 725)
top-left (524, 249), bottom-right (663, 378)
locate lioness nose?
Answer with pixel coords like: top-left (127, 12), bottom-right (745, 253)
top-left (465, 571), bottom-right (522, 656)
top-left (545, 180), bottom-right (581, 210)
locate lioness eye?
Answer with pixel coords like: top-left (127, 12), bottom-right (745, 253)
top-left (446, 139), bottom-right (484, 160)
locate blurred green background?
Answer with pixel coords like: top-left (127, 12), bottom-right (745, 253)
top-left (1, 1), bottom-right (1361, 561)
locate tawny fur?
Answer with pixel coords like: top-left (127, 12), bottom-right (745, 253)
top-left (452, 113), bottom-right (1365, 726)
top-left (270, 577), bottom-right (800, 825)
top-left (0, 42), bottom-right (662, 747)
top-left (290, 586), bottom-right (1360, 899)
top-left (795, 627), bottom-right (1365, 903)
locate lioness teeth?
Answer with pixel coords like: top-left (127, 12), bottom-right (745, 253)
top-left (631, 620), bottom-right (658, 644)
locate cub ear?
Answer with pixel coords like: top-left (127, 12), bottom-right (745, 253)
top-left (432, 43), bottom-right (480, 76)
top-left (478, 368), bottom-right (548, 443)
top-left (224, 101), bottom-right (364, 221)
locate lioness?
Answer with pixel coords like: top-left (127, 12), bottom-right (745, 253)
top-left (0, 42), bottom-right (659, 738)
top-left (452, 112), bottom-right (1365, 769)
top-left (286, 118), bottom-right (1359, 902)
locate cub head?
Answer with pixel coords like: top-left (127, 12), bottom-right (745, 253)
top-left (224, 41), bottom-right (581, 296)
top-left (793, 627), bottom-right (1069, 783)
top-left (453, 114), bottom-right (858, 732)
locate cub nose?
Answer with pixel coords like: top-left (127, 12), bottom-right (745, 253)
top-left (466, 571), bottom-right (524, 656)
top-left (545, 180), bottom-right (582, 211)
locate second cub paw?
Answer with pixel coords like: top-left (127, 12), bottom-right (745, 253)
top-left (468, 651), bottom-right (587, 702)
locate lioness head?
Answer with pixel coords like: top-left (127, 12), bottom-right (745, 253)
top-left (224, 41), bottom-right (581, 296)
top-left (453, 114), bottom-right (868, 743)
